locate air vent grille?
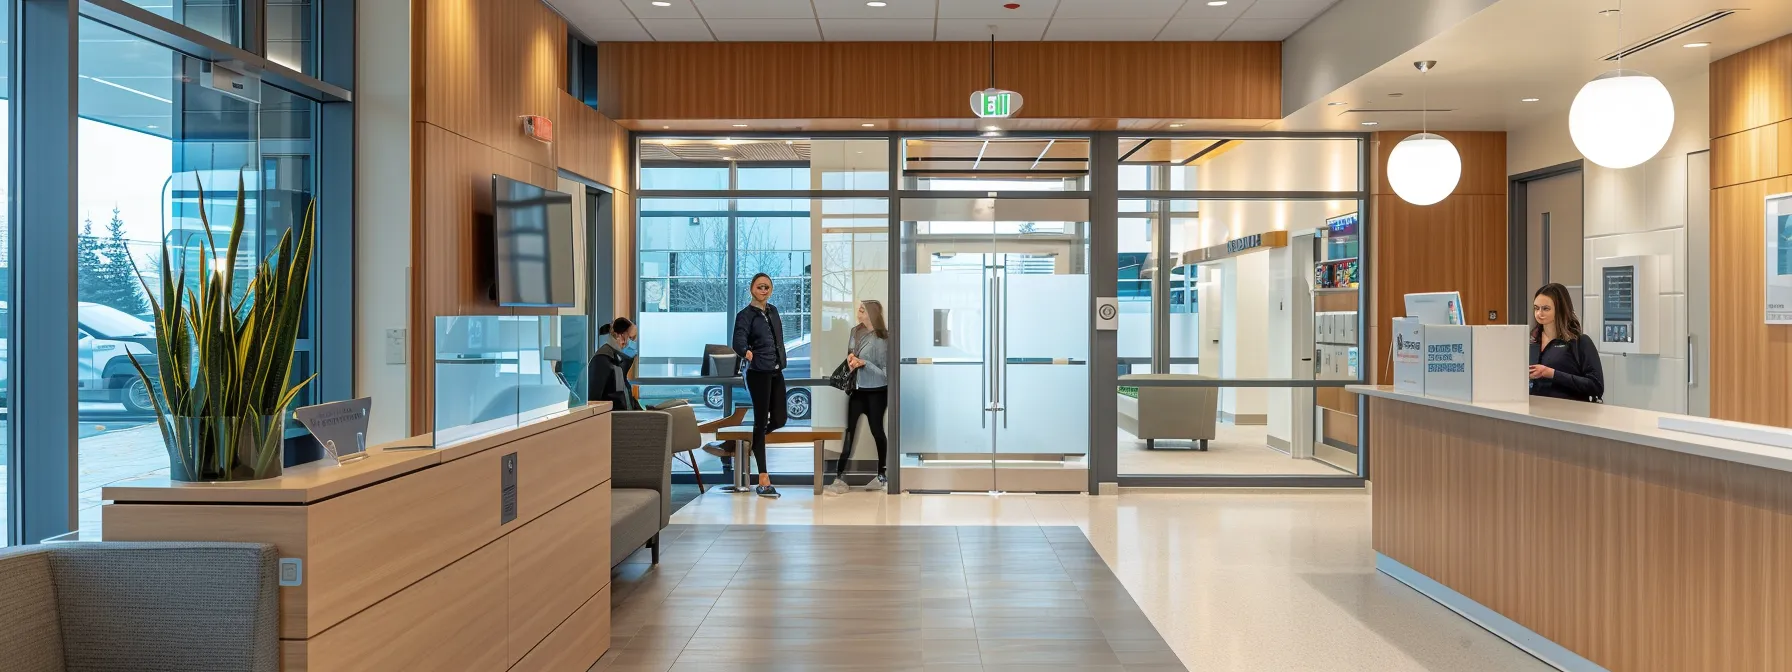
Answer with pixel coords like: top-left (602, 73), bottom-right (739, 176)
top-left (1601, 10), bottom-right (1738, 61)
top-left (1343, 109), bottom-right (1457, 114)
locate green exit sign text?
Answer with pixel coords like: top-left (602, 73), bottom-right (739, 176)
top-left (970, 88), bottom-right (1024, 119)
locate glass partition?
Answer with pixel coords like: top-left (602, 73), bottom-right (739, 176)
top-left (433, 315), bottom-right (588, 447)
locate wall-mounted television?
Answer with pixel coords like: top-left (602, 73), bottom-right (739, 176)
top-left (492, 175), bottom-right (575, 308)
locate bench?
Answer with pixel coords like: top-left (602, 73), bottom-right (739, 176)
top-left (712, 426), bottom-right (847, 494)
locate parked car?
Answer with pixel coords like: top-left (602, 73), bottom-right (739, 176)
top-left (700, 339), bottom-right (813, 420)
top-left (0, 301), bottom-right (161, 414)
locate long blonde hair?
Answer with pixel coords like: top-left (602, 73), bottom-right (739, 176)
top-left (854, 299), bottom-right (888, 340)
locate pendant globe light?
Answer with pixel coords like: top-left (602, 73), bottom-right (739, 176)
top-left (1570, 1), bottom-right (1674, 169)
top-left (1386, 60), bottom-right (1462, 206)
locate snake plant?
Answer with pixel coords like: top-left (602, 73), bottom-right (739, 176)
top-left (129, 175), bottom-right (317, 481)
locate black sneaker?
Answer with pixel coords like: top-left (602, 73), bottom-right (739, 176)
top-left (755, 484), bottom-right (781, 498)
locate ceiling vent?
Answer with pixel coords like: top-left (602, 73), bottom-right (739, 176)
top-left (1342, 109), bottom-right (1457, 114)
top-left (1601, 10), bottom-right (1738, 61)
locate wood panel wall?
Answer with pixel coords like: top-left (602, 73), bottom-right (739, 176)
top-left (1371, 398), bottom-right (1792, 671)
top-left (411, 0), bottom-right (634, 433)
top-left (1369, 131), bottom-right (1508, 386)
top-left (595, 42), bottom-right (1281, 123)
top-left (1710, 33), bottom-right (1792, 428)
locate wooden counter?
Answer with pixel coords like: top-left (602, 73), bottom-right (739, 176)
top-left (1354, 386), bottom-right (1792, 672)
top-left (102, 403), bottom-right (614, 672)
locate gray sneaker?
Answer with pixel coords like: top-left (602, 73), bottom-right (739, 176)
top-left (865, 475), bottom-right (887, 492)
top-left (826, 478), bottom-right (850, 496)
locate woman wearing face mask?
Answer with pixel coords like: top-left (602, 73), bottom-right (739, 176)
top-left (827, 300), bottom-right (890, 495)
top-left (732, 273), bottom-right (787, 498)
top-left (592, 317), bottom-right (642, 411)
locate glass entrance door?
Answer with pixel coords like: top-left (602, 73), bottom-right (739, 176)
top-left (898, 198), bottom-right (1090, 492)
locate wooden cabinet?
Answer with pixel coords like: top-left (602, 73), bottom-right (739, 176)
top-left (102, 403), bottom-right (614, 672)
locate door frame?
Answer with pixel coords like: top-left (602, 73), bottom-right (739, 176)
top-left (1507, 160), bottom-right (1585, 325)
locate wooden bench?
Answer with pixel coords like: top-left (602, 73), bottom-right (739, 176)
top-left (712, 426), bottom-right (847, 495)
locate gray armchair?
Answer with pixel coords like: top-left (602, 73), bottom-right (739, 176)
top-left (611, 410), bottom-right (673, 567)
top-left (0, 541), bottom-right (278, 672)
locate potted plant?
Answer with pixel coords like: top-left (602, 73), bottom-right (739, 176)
top-left (129, 176), bottom-right (316, 482)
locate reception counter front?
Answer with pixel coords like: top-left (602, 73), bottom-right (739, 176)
top-left (1354, 386), bottom-right (1792, 672)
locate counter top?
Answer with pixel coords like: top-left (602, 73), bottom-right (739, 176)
top-left (102, 402), bottom-right (611, 505)
top-left (1349, 385), bottom-right (1792, 474)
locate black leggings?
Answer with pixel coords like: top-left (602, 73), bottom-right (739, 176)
top-left (835, 387), bottom-right (889, 478)
top-left (745, 369), bottom-right (787, 476)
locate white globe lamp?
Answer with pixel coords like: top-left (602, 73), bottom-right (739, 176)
top-left (1569, 69), bottom-right (1674, 169)
top-left (1387, 133), bottom-right (1462, 206)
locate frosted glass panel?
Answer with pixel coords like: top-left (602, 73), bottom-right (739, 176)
top-left (1119, 312), bottom-right (1151, 358)
top-left (899, 363), bottom-right (990, 455)
top-left (1004, 274), bottom-right (1089, 360)
top-left (1000, 364), bottom-right (1089, 456)
top-left (900, 272), bottom-right (985, 362)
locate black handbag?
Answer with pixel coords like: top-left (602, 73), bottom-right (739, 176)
top-left (827, 358), bottom-right (856, 392)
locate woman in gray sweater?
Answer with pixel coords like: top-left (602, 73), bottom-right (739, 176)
top-left (828, 300), bottom-right (890, 494)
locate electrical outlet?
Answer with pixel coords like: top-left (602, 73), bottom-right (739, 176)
top-left (1487, 310), bottom-right (1498, 321)
top-left (385, 328), bottom-right (406, 365)
top-left (279, 558), bottom-right (303, 587)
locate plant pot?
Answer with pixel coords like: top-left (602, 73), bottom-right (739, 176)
top-left (162, 413), bottom-right (287, 482)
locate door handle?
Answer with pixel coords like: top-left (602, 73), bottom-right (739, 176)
top-left (1687, 334), bottom-right (1695, 386)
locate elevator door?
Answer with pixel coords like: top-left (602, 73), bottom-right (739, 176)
top-left (897, 198), bottom-right (1090, 492)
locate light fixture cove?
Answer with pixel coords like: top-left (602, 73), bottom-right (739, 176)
top-left (1570, 1), bottom-right (1674, 169)
top-left (1385, 60), bottom-right (1462, 207)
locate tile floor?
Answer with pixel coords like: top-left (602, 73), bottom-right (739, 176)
top-left (625, 488), bottom-right (1553, 671)
top-left (1115, 423), bottom-right (1354, 477)
top-left (601, 525), bottom-right (1185, 671)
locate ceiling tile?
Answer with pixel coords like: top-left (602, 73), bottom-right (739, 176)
top-left (936, 18), bottom-right (1050, 41)
top-left (621, 0), bottom-right (699, 19)
top-left (1156, 19), bottom-right (1232, 41)
top-left (1044, 18), bottom-right (1169, 40)
top-left (1218, 17), bottom-right (1307, 40)
top-left (1241, 0), bottom-right (1336, 20)
top-left (940, 0), bottom-right (1060, 19)
top-left (640, 18), bottom-right (715, 40)
top-left (547, 0), bottom-right (636, 20)
top-left (691, 0), bottom-right (816, 19)
top-left (1052, 0), bottom-right (1185, 19)
top-left (820, 18), bottom-right (937, 40)
top-left (814, 0), bottom-right (937, 20)
top-left (1173, 0), bottom-right (1248, 20)
top-left (575, 20), bottom-right (654, 41)
top-left (707, 18), bottom-right (823, 40)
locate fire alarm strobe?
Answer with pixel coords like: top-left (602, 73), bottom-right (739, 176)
top-left (521, 115), bottom-right (554, 143)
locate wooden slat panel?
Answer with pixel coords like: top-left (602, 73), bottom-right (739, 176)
top-left (1710, 175), bottom-right (1792, 427)
top-left (1320, 407), bottom-right (1357, 447)
top-left (1370, 397), bottom-right (1792, 671)
top-left (507, 483), bottom-right (610, 666)
top-left (556, 93), bottom-right (631, 190)
top-left (1712, 123), bottom-right (1780, 188)
top-left (1313, 290), bottom-right (1358, 313)
top-left (596, 42), bottom-right (1281, 122)
top-left (414, 0), bottom-right (562, 165)
top-left (300, 541), bottom-right (510, 672)
top-left (510, 584), bottom-right (612, 672)
top-left (1710, 33), bottom-right (1792, 139)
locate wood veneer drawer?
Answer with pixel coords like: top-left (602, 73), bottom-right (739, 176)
top-left (505, 482), bottom-right (610, 666)
top-left (510, 583), bottom-right (611, 672)
top-left (297, 540), bottom-right (509, 671)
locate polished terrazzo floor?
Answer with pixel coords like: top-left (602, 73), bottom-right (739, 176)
top-left (600, 525), bottom-right (1185, 671)
top-left (605, 489), bottom-right (1552, 672)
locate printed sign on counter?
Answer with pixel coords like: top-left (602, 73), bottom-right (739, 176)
top-left (1423, 325), bottom-right (1473, 401)
top-left (1392, 318), bottom-right (1426, 393)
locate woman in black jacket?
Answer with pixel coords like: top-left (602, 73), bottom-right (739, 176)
top-left (1528, 283), bottom-right (1605, 402)
top-left (590, 317), bottom-right (642, 411)
top-left (732, 273), bottom-right (787, 498)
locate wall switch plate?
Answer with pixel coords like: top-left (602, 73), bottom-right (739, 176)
top-left (279, 558), bottom-right (303, 586)
top-left (385, 328), bottom-right (406, 365)
top-left (500, 452), bottom-right (519, 525)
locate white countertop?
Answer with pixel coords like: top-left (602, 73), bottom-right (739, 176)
top-left (1349, 385), bottom-right (1792, 475)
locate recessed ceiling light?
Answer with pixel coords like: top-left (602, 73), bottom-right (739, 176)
top-left (1169, 123), bottom-right (1184, 128)
top-left (785, 140), bottom-right (794, 144)
top-left (1521, 97), bottom-right (1540, 102)
top-left (867, 1), bottom-right (886, 6)
top-left (732, 123), bottom-right (748, 127)
top-left (1361, 121), bottom-right (1379, 126)
top-left (1327, 101), bottom-right (1347, 106)
top-left (984, 126), bottom-right (1000, 131)
top-left (1206, 1), bottom-right (1228, 5)
top-left (662, 125), bottom-right (670, 129)
top-left (651, 1), bottom-right (670, 5)
top-left (862, 123), bottom-right (876, 127)
top-left (1684, 42), bottom-right (1711, 48)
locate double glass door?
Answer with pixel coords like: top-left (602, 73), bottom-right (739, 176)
top-left (898, 198), bottom-right (1090, 492)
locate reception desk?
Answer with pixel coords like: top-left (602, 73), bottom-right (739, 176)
top-left (1354, 386), bottom-right (1792, 672)
top-left (101, 403), bottom-right (614, 672)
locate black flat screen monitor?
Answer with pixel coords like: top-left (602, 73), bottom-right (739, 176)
top-left (493, 175), bottom-right (575, 307)
top-left (701, 344), bottom-right (739, 377)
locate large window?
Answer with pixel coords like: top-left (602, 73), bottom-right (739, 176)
top-left (0, 0), bottom-right (11, 546)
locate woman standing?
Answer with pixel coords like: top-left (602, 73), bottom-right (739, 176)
top-left (591, 317), bottom-right (642, 411)
top-left (1529, 283), bottom-right (1605, 402)
top-left (732, 273), bottom-right (787, 498)
top-left (827, 300), bottom-right (890, 495)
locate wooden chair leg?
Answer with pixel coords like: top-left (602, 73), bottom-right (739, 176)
top-left (690, 456), bottom-right (705, 491)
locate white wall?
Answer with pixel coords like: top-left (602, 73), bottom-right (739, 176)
top-left (1221, 254), bottom-right (1269, 421)
top-left (355, 0), bottom-right (411, 442)
top-left (1508, 70), bottom-right (1709, 414)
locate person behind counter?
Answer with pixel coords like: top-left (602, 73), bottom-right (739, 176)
top-left (591, 317), bottom-right (642, 411)
top-left (1528, 283), bottom-right (1605, 402)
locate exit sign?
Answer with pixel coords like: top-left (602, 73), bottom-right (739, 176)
top-left (971, 88), bottom-right (1024, 119)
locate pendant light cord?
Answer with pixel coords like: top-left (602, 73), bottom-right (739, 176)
top-left (989, 34), bottom-right (996, 89)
